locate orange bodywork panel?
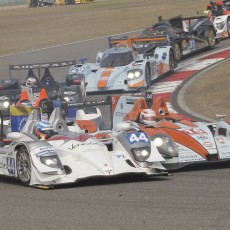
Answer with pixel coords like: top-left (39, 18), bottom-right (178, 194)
top-left (123, 98), bottom-right (148, 122)
top-left (75, 120), bottom-right (98, 133)
top-left (160, 127), bottom-right (209, 159)
top-left (151, 97), bottom-right (182, 120)
top-left (179, 120), bottom-right (198, 127)
top-left (157, 120), bottom-right (181, 129)
top-left (97, 68), bottom-right (114, 88)
top-left (110, 36), bottom-right (168, 49)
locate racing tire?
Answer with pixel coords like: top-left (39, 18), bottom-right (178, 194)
top-left (173, 43), bottom-right (181, 62)
top-left (79, 77), bottom-right (86, 103)
top-left (206, 27), bottom-right (216, 49)
top-left (227, 18), bottom-right (230, 37)
top-left (169, 50), bottom-right (175, 73)
top-left (145, 64), bottom-right (151, 88)
top-left (16, 147), bottom-right (31, 186)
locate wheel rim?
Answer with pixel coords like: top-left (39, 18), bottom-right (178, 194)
top-left (17, 148), bottom-right (31, 184)
top-left (169, 52), bottom-right (175, 72)
top-left (80, 79), bottom-right (86, 102)
top-left (227, 20), bottom-right (230, 36)
top-left (173, 43), bottom-right (181, 62)
top-left (208, 30), bottom-right (215, 47)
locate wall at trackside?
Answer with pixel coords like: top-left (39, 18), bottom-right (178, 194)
top-left (0, 0), bottom-right (27, 6)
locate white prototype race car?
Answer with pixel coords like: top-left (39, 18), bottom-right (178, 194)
top-left (69, 36), bottom-right (176, 93)
top-left (0, 106), bottom-right (167, 188)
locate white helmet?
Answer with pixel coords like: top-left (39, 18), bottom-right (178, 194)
top-left (140, 109), bottom-right (156, 126)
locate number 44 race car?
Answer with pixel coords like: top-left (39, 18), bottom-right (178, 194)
top-left (69, 36), bottom-right (176, 93)
top-left (0, 106), bottom-right (167, 188)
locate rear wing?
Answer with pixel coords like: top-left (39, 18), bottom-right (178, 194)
top-left (9, 60), bottom-right (76, 80)
top-left (108, 35), bottom-right (170, 53)
top-left (158, 15), bottom-right (210, 31)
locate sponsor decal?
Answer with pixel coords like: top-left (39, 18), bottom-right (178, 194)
top-left (197, 135), bottom-right (208, 141)
top-left (10, 61), bottom-right (75, 70)
top-left (162, 52), bottom-right (167, 60)
top-left (68, 141), bottom-right (100, 150)
top-left (115, 111), bottom-right (128, 118)
top-left (99, 77), bottom-right (110, 82)
top-left (7, 157), bottom-right (15, 175)
top-left (216, 137), bottom-right (225, 144)
top-left (116, 154), bottom-right (125, 159)
top-left (181, 128), bottom-right (207, 135)
top-left (126, 98), bottom-right (137, 105)
top-left (35, 146), bottom-right (56, 157)
top-left (126, 132), bottom-right (149, 144)
top-left (204, 142), bottom-right (213, 147)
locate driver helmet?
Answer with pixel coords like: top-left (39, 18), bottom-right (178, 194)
top-left (140, 109), bottom-right (157, 126)
top-left (26, 77), bottom-right (38, 88)
top-left (34, 121), bottom-right (54, 140)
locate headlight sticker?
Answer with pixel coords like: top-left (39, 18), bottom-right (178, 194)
top-left (35, 146), bottom-right (56, 157)
top-left (126, 132), bottom-right (150, 144)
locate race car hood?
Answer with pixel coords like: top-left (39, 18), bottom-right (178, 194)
top-left (157, 120), bottom-right (217, 158)
top-left (96, 66), bottom-right (128, 88)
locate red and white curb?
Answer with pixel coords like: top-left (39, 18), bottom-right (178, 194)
top-left (149, 49), bottom-right (230, 119)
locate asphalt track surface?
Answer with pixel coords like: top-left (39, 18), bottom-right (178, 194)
top-left (1, 31), bottom-right (230, 230)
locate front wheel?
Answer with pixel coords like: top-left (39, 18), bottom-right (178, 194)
top-left (16, 147), bottom-right (31, 186)
top-left (206, 28), bottom-right (216, 49)
top-left (173, 43), bottom-right (181, 62)
top-left (169, 50), bottom-right (175, 73)
top-left (79, 77), bottom-right (86, 103)
top-left (227, 18), bottom-right (230, 37)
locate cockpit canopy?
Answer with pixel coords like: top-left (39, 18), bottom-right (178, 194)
top-left (99, 47), bottom-right (134, 68)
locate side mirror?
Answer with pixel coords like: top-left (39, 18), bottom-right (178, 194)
top-left (116, 122), bottom-right (132, 132)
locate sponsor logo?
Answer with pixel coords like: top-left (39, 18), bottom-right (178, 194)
top-left (7, 158), bottom-right (15, 175)
top-left (181, 128), bottom-right (207, 135)
top-left (35, 146), bottom-right (56, 157)
top-left (204, 142), bottom-right (213, 147)
top-left (115, 111), bottom-right (127, 118)
top-left (126, 98), bottom-right (137, 104)
top-left (197, 135), bottom-right (208, 141)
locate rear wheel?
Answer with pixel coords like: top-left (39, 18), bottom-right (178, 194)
top-left (79, 77), bottom-right (86, 103)
top-left (173, 43), bottom-right (181, 62)
top-left (145, 65), bottom-right (151, 88)
top-left (16, 147), bottom-right (31, 186)
top-left (227, 18), bottom-right (230, 37)
top-left (169, 50), bottom-right (175, 73)
top-left (206, 27), bottom-right (216, 49)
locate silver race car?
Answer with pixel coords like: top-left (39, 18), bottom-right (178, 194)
top-left (69, 36), bottom-right (176, 93)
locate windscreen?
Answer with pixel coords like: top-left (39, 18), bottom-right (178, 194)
top-left (99, 51), bottom-right (134, 68)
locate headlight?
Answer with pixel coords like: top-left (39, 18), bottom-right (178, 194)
top-left (153, 137), bottom-right (164, 147)
top-left (3, 101), bottom-right (10, 108)
top-left (40, 155), bottom-right (62, 168)
top-left (127, 70), bottom-right (143, 80)
top-left (152, 134), bottom-right (178, 158)
top-left (64, 97), bottom-right (70, 102)
top-left (131, 147), bottom-right (150, 162)
top-left (127, 72), bottom-right (135, 80)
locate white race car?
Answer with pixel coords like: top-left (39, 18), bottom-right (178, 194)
top-left (0, 106), bottom-right (166, 188)
top-left (69, 36), bottom-right (176, 93)
top-left (213, 14), bottom-right (230, 39)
